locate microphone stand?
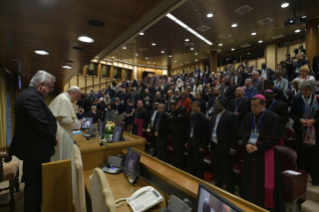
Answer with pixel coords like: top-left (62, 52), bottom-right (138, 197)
top-left (107, 164), bottom-right (169, 212)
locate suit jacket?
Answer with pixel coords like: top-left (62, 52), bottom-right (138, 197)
top-left (273, 87), bottom-right (286, 102)
top-left (252, 79), bottom-right (263, 94)
top-left (10, 87), bottom-right (57, 160)
top-left (168, 106), bottom-right (188, 139)
top-left (238, 72), bottom-right (245, 86)
top-left (222, 84), bottom-right (236, 102)
top-left (154, 112), bottom-right (169, 140)
top-left (260, 68), bottom-right (274, 80)
top-left (227, 97), bottom-right (251, 124)
top-left (187, 112), bottom-right (210, 148)
top-left (210, 111), bottom-right (238, 154)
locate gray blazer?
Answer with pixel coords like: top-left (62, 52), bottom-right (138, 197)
top-left (105, 109), bottom-right (116, 122)
top-left (273, 78), bottom-right (288, 97)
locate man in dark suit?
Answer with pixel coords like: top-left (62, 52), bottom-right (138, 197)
top-left (222, 77), bottom-right (236, 102)
top-left (10, 71), bottom-right (58, 212)
top-left (235, 70), bottom-right (244, 87)
top-left (142, 88), bottom-right (153, 114)
top-left (194, 91), bottom-right (206, 114)
top-left (209, 99), bottom-right (238, 193)
top-left (264, 80), bottom-right (286, 102)
top-left (186, 101), bottom-right (210, 180)
top-left (260, 63), bottom-right (274, 81)
top-left (227, 87), bottom-right (251, 124)
top-left (154, 103), bottom-right (169, 162)
top-left (153, 91), bottom-right (165, 104)
top-left (168, 100), bottom-right (188, 170)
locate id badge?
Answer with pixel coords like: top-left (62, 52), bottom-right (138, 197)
top-left (209, 107), bottom-right (214, 114)
top-left (295, 68), bottom-right (300, 73)
top-left (190, 128), bottom-right (194, 138)
top-left (212, 129), bottom-right (217, 139)
top-left (121, 99), bottom-right (124, 104)
top-left (105, 108), bottom-right (108, 112)
top-left (116, 110), bottom-right (119, 114)
top-left (146, 100), bottom-right (149, 105)
top-left (248, 132), bottom-right (259, 145)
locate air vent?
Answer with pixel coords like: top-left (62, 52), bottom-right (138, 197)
top-left (127, 39), bottom-right (136, 43)
top-left (257, 18), bottom-right (274, 25)
top-left (271, 34), bottom-right (284, 39)
top-left (234, 5), bottom-right (254, 14)
top-left (184, 42), bottom-right (194, 47)
top-left (219, 34), bottom-right (232, 38)
top-left (138, 48), bottom-right (148, 51)
top-left (240, 44), bottom-right (251, 48)
top-left (197, 25), bottom-right (210, 32)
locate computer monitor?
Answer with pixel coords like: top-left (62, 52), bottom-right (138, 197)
top-left (112, 126), bottom-right (123, 142)
top-left (98, 121), bottom-right (105, 137)
top-left (124, 147), bottom-right (141, 185)
top-left (196, 183), bottom-right (244, 212)
top-left (82, 117), bottom-right (93, 129)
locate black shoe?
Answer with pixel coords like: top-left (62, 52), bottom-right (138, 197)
top-left (312, 179), bottom-right (319, 186)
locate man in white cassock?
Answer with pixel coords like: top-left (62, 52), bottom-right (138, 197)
top-left (49, 86), bottom-right (84, 161)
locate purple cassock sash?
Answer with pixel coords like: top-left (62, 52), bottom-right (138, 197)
top-left (134, 119), bottom-right (144, 137)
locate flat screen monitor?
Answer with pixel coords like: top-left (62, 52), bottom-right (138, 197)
top-left (82, 117), bottom-right (93, 129)
top-left (112, 126), bottom-right (123, 142)
top-left (196, 183), bottom-right (244, 212)
top-left (98, 121), bottom-right (105, 136)
top-left (124, 147), bottom-right (141, 185)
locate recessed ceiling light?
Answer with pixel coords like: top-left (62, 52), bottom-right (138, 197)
top-left (207, 13), bottom-right (213, 18)
top-left (152, 43), bottom-right (156, 46)
top-left (38, 70), bottom-right (46, 72)
top-left (231, 48), bottom-right (235, 51)
top-left (247, 52), bottom-right (250, 55)
top-left (231, 23), bottom-right (237, 27)
top-left (295, 29), bottom-right (301, 33)
top-left (290, 20), bottom-right (293, 23)
top-left (135, 54), bottom-right (138, 56)
top-left (145, 57), bottom-right (148, 59)
top-left (218, 43), bottom-right (223, 46)
top-left (139, 32), bottom-right (144, 35)
top-left (78, 35), bottom-right (94, 43)
top-left (153, 62), bottom-right (156, 64)
top-left (123, 47), bottom-right (126, 49)
top-left (35, 50), bottom-right (49, 55)
top-left (194, 53), bottom-right (198, 55)
top-left (62, 65), bottom-right (72, 69)
top-left (180, 64), bottom-right (183, 66)
top-left (174, 61), bottom-right (177, 62)
top-left (281, 3), bottom-right (289, 8)
top-left (195, 59), bottom-right (198, 61)
top-left (185, 38), bottom-right (189, 42)
top-left (161, 51), bottom-right (165, 53)
top-left (234, 60), bottom-right (237, 62)
top-left (251, 32), bottom-right (257, 35)
top-left (226, 58), bottom-right (229, 60)
top-left (190, 48), bottom-right (194, 50)
top-left (169, 55), bottom-right (172, 57)
top-left (258, 40), bottom-right (263, 43)
top-left (112, 56), bottom-right (115, 58)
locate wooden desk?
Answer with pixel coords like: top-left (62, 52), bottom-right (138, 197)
top-left (84, 169), bottom-right (166, 212)
top-left (74, 132), bottom-right (146, 171)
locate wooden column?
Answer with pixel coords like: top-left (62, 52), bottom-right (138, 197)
top-left (121, 68), bottom-right (125, 80)
top-left (167, 65), bottom-right (172, 76)
top-left (306, 18), bottom-right (319, 67)
top-left (83, 66), bottom-right (87, 75)
top-left (97, 64), bottom-right (102, 77)
top-left (210, 50), bottom-right (218, 73)
top-left (110, 66), bottom-right (114, 79)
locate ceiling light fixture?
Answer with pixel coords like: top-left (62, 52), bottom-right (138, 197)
top-left (195, 53), bottom-right (198, 55)
top-left (218, 43), bottom-right (223, 46)
top-left (281, 3), bottom-right (289, 8)
top-left (135, 54), bottom-right (138, 56)
top-left (226, 58), bottom-right (229, 60)
top-left (153, 62), bottom-right (156, 64)
top-left (174, 61), bottom-right (177, 62)
top-left (231, 23), bottom-right (237, 27)
top-left (231, 48), bottom-right (235, 51)
top-left (123, 47), bottom-right (126, 49)
top-left (152, 43), bottom-right (156, 46)
top-left (247, 52), bottom-right (250, 55)
top-left (35, 50), bottom-right (49, 55)
top-left (139, 32), bottom-right (144, 35)
top-left (258, 40), bottom-right (263, 43)
top-left (195, 59), bottom-right (198, 61)
top-left (112, 56), bottom-right (115, 58)
top-left (295, 29), bottom-right (301, 33)
top-left (185, 38), bottom-right (189, 42)
top-left (145, 57), bottom-right (148, 59)
top-left (161, 51), bottom-right (165, 53)
top-left (251, 32), bottom-right (257, 35)
top-left (190, 48), bottom-right (194, 50)
top-left (169, 55), bottom-right (172, 57)
top-left (166, 13), bottom-right (213, 45)
top-left (78, 35), bottom-right (94, 43)
top-left (207, 13), bottom-right (213, 18)
top-left (62, 65), bottom-right (72, 69)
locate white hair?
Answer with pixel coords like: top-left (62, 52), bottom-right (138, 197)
top-left (252, 71), bottom-right (259, 75)
top-left (245, 78), bottom-right (252, 83)
top-left (29, 71), bottom-right (56, 87)
top-left (67, 86), bottom-right (81, 93)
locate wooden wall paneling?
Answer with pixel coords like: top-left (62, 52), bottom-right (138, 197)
top-left (266, 44), bottom-right (276, 70)
top-left (82, 66), bottom-right (87, 75)
top-left (110, 66), bottom-right (114, 79)
top-left (248, 60), bottom-right (256, 68)
top-left (121, 68), bottom-right (125, 80)
top-left (84, 75), bottom-right (87, 94)
top-left (79, 75), bottom-right (85, 88)
top-left (277, 47), bottom-right (288, 64)
top-left (64, 83), bottom-right (69, 92)
top-left (42, 159), bottom-right (72, 212)
top-left (70, 76), bottom-right (77, 87)
top-left (97, 64), bottom-right (102, 77)
top-left (257, 58), bottom-right (266, 69)
top-left (76, 74), bottom-right (79, 87)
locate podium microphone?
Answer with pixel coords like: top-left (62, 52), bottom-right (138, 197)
top-left (107, 164), bottom-right (169, 212)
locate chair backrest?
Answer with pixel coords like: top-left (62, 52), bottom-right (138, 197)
top-left (71, 144), bottom-right (87, 212)
top-left (275, 146), bottom-right (297, 172)
top-left (89, 168), bottom-right (116, 212)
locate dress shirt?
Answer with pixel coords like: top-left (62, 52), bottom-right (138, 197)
top-left (212, 110), bottom-right (225, 144)
top-left (261, 69), bottom-right (267, 80)
top-left (151, 110), bottom-right (158, 128)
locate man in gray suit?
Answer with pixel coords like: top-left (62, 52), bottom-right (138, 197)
top-left (260, 63), bottom-right (274, 81)
top-left (251, 71), bottom-right (263, 94)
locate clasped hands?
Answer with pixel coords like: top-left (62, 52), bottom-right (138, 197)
top-left (300, 119), bottom-right (316, 127)
top-left (246, 144), bottom-right (258, 154)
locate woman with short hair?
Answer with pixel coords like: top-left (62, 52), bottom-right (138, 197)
top-left (273, 70), bottom-right (289, 98)
top-left (296, 65), bottom-right (315, 82)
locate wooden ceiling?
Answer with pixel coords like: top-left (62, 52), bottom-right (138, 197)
top-left (103, 0), bottom-right (319, 69)
top-left (0, 0), bottom-right (171, 90)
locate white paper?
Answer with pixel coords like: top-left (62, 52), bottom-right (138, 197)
top-left (284, 170), bottom-right (301, 175)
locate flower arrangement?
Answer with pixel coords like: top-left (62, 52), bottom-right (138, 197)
top-left (105, 121), bottom-right (115, 134)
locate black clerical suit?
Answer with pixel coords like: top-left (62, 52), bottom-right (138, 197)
top-left (154, 112), bottom-right (169, 162)
top-left (196, 98), bottom-right (206, 114)
top-left (210, 110), bottom-right (238, 193)
top-left (207, 96), bottom-right (228, 117)
top-left (267, 100), bottom-right (289, 127)
top-left (227, 97), bottom-right (251, 124)
top-left (272, 87), bottom-right (285, 102)
top-left (142, 93), bottom-right (153, 114)
top-left (168, 106), bottom-right (188, 170)
top-left (222, 84), bottom-right (236, 102)
top-left (186, 112), bottom-right (210, 180)
top-left (10, 87), bottom-right (57, 212)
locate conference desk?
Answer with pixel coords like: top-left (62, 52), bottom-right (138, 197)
top-left (82, 148), bottom-right (269, 212)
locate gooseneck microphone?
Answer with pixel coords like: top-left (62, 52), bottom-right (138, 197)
top-left (106, 164), bottom-right (169, 212)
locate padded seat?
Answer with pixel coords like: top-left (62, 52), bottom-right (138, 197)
top-left (2, 155), bottom-right (19, 181)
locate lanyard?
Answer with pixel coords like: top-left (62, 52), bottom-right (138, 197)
top-left (207, 97), bottom-right (214, 104)
top-left (235, 98), bottom-right (243, 112)
top-left (275, 80), bottom-right (282, 88)
top-left (252, 109), bottom-right (266, 133)
top-left (191, 113), bottom-right (200, 128)
top-left (268, 100), bottom-right (276, 111)
top-left (293, 90), bottom-right (300, 98)
top-left (302, 95), bottom-right (314, 114)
